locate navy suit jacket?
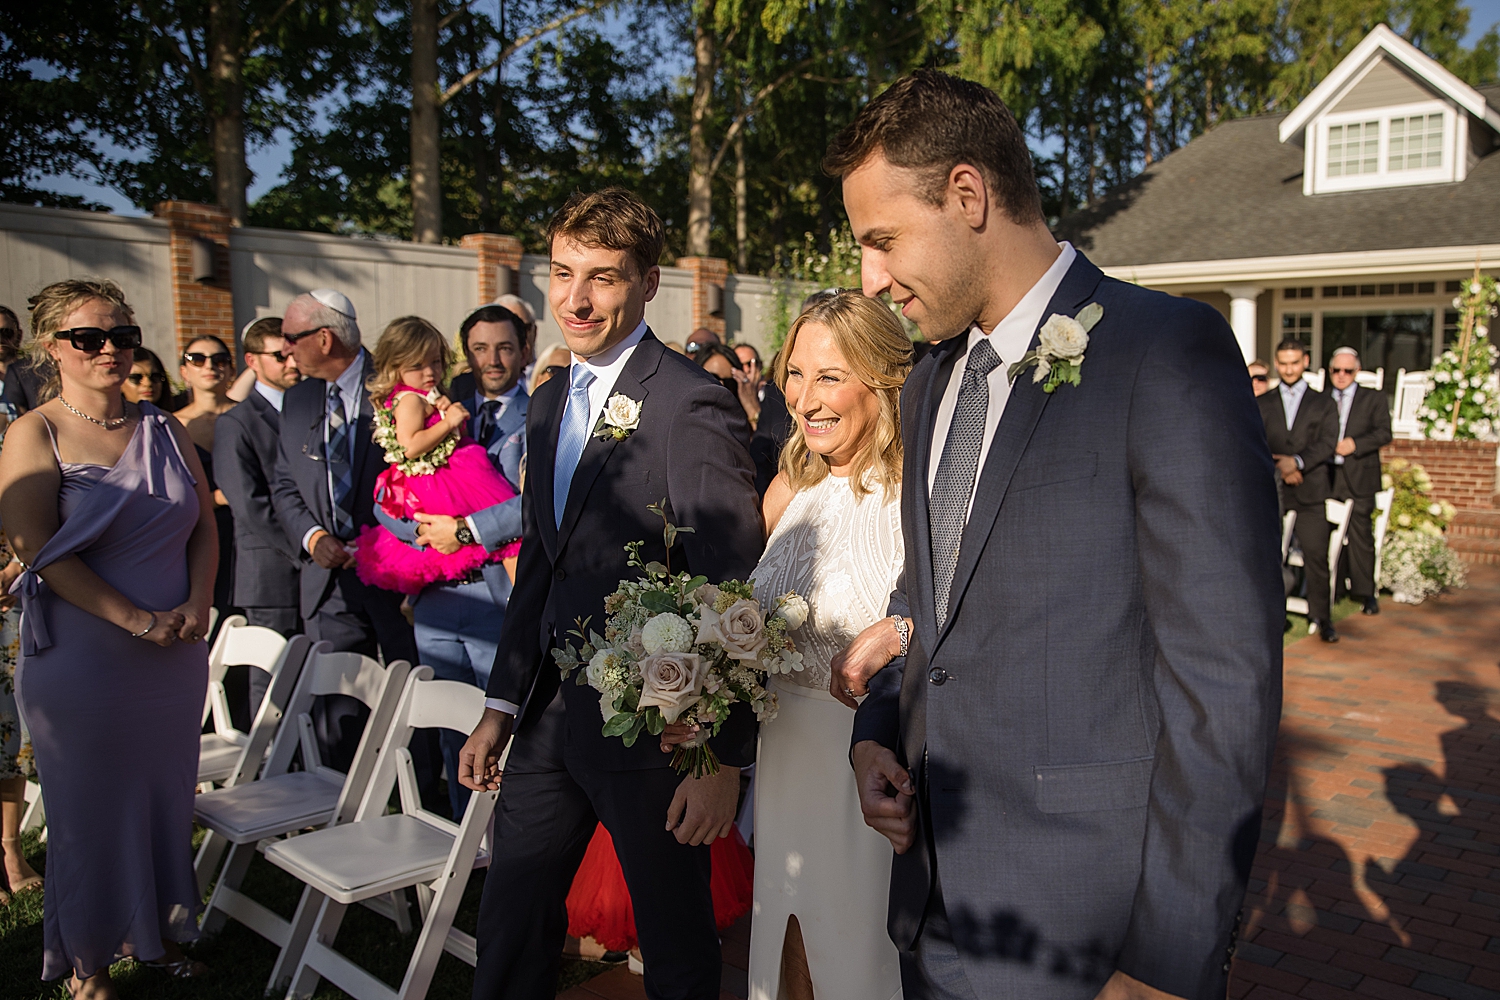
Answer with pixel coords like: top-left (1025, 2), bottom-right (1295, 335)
top-left (853, 254), bottom-right (1283, 998)
top-left (1258, 382), bottom-right (1338, 508)
top-left (213, 388), bottom-right (300, 609)
top-left (270, 351), bottom-right (386, 618)
top-left (487, 331), bottom-right (765, 769)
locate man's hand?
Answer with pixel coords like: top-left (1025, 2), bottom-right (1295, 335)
top-left (310, 531), bottom-right (353, 569)
top-left (1283, 469), bottom-right (1303, 486)
top-left (853, 740), bottom-right (915, 853)
top-left (414, 512), bottom-right (464, 554)
top-left (1336, 436), bottom-right (1357, 457)
top-left (665, 765), bottom-right (741, 845)
top-left (458, 708), bottom-right (513, 791)
top-left (830, 617), bottom-right (905, 709)
top-left (1273, 454), bottom-right (1299, 478)
top-left (1094, 971), bottom-right (1185, 1000)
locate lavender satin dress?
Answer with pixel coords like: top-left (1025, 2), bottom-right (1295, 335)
top-left (14, 402), bottom-right (208, 981)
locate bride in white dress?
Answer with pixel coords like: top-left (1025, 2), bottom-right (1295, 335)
top-left (748, 292), bottom-right (913, 1000)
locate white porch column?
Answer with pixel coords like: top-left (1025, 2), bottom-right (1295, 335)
top-left (1222, 285), bottom-right (1263, 363)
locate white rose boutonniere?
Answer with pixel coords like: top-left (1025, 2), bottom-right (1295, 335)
top-left (593, 393), bottom-right (642, 441)
top-left (1007, 302), bottom-right (1104, 394)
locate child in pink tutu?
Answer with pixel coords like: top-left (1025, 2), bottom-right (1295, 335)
top-left (354, 316), bottom-right (520, 594)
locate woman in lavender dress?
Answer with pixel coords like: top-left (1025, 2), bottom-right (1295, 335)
top-left (0, 280), bottom-right (217, 999)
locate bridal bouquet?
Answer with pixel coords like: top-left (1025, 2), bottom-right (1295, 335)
top-left (553, 504), bottom-right (808, 777)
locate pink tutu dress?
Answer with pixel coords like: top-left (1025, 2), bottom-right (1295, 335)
top-left (354, 384), bottom-right (521, 595)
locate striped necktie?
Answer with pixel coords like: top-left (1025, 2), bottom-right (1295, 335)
top-left (326, 383), bottom-right (355, 538)
top-left (929, 338), bottom-right (1000, 628)
top-left (553, 365), bottom-right (597, 528)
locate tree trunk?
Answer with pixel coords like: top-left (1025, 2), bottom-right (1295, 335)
top-left (686, 1), bottom-right (716, 257)
top-left (1142, 53), bottom-right (1154, 166)
top-left (1060, 122), bottom-right (1071, 218)
top-left (411, 0), bottom-right (442, 244)
top-left (208, 0), bottom-right (247, 225)
top-left (734, 125), bottom-right (746, 273)
top-left (1086, 120), bottom-right (1097, 207)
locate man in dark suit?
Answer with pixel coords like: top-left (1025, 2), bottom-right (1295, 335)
top-left (828, 72), bottom-right (1283, 1000)
top-left (457, 189), bottom-right (764, 1000)
top-left (1260, 337), bottom-right (1341, 640)
top-left (1325, 347), bottom-right (1393, 615)
top-left (271, 288), bottom-right (419, 770)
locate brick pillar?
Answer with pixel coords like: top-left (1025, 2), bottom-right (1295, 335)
top-left (155, 201), bottom-right (233, 353)
top-left (677, 256), bottom-right (729, 340)
top-left (1382, 439), bottom-right (1500, 510)
top-left (460, 233), bottom-right (524, 303)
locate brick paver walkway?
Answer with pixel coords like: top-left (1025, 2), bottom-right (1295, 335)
top-left (1233, 565), bottom-right (1500, 999)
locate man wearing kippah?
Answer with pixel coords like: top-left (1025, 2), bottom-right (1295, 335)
top-left (1324, 346), bottom-right (1392, 615)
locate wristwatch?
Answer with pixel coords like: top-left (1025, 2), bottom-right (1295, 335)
top-left (455, 521), bottom-right (476, 547)
top-left (890, 615), bottom-right (910, 658)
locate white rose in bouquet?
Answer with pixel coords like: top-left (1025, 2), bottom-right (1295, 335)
top-left (775, 592), bottom-right (810, 630)
top-left (699, 598), bottom-right (768, 660)
top-left (638, 650), bottom-right (707, 723)
top-left (586, 647), bottom-right (627, 693)
top-left (641, 612), bottom-right (694, 654)
top-left (1038, 314), bottom-right (1089, 359)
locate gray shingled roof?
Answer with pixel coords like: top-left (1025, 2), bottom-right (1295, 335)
top-left (1055, 86), bottom-right (1500, 266)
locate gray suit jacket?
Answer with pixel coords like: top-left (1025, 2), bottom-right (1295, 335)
top-left (213, 388), bottom-right (300, 609)
top-left (853, 254), bottom-right (1283, 998)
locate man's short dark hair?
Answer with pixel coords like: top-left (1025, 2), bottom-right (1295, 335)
top-left (546, 188), bottom-right (665, 279)
top-left (243, 317), bottom-right (282, 356)
top-left (1276, 338), bottom-right (1309, 356)
top-left (734, 342), bottom-right (761, 368)
top-left (459, 305), bottom-right (524, 352)
top-left (824, 70), bottom-right (1044, 226)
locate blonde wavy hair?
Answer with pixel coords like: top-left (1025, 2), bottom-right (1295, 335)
top-left (368, 315), bottom-right (452, 405)
top-left (773, 291), bottom-right (913, 502)
top-left (25, 278), bottom-right (134, 402)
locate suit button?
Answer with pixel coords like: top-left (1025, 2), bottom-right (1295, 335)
top-left (554, 569), bottom-right (566, 581)
top-left (928, 667), bottom-right (947, 686)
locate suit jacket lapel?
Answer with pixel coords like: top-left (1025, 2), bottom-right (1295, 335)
top-left (937, 253), bottom-right (1105, 648)
top-left (298, 382), bottom-right (333, 526)
top-left (910, 339), bottom-right (964, 655)
top-left (556, 335), bottom-right (663, 553)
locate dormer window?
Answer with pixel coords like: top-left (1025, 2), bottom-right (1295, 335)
top-left (1313, 102), bottom-right (1455, 192)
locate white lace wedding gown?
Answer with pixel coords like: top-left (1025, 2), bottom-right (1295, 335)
top-left (749, 472), bottom-right (904, 1000)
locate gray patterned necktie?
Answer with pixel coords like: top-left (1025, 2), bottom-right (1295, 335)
top-left (929, 338), bottom-right (1001, 627)
top-left (326, 383), bottom-right (355, 539)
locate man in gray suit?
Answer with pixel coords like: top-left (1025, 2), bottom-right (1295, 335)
top-left (829, 72), bottom-right (1283, 1000)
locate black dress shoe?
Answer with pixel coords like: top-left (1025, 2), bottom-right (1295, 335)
top-left (1317, 620), bottom-right (1339, 642)
top-left (1361, 597), bottom-right (1379, 615)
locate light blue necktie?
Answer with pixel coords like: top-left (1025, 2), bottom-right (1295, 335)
top-left (553, 364), bottom-right (597, 528)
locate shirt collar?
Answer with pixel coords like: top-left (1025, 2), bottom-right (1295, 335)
top-left (574, 319), bottom-right (647, 377)
top-left (1280, 377), bottom-right (1307, 396)
top-left (254, 380), bottom-right (285, 412)
top-left (332, 348), bottom-right (369, 400)
top-left (477, 383), bottom-right (522, 406)
top-left (969, 242), bottom-right (1077, 363)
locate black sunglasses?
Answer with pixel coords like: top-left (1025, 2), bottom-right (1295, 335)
top-left (57, 326), bottom-right (142, 353)
top-left (1251, 374), bottom-right (1269, 382)
top-left (1329, 366), bottom-right (1358, 374)
top-left (127, 372), bottom-right (168, 385)
top-left (183, 351), bottom-right (233, 368)
top-left (248, 349), bottom-right (292, 363)
top-left (280, 326), bottom-right (327, 345)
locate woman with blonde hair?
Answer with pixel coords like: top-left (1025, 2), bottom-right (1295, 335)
top-left (0, 279), bottom-right (216, 997)
top-left (681, 290), bottom-right (913, 1000)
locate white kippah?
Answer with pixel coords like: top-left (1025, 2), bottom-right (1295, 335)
top-left (1330, 346), bottom-right (1359, 360)
top-left (308, 288), bottom-right (356, 320)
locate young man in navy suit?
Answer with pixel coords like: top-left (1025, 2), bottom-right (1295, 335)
top-left (458, 190), bottom-right (763, 1000)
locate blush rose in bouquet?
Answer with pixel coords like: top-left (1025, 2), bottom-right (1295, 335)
top-left (553, 504), bottom-right (808, 777)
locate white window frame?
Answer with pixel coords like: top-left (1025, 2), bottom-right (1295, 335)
top-left (1312, 100), bottom-right (1457, 193)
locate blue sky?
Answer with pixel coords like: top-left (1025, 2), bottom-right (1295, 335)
top-left (29, 2), bottom-right (1500, 216)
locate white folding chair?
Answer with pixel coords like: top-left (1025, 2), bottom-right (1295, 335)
top-left (1304, 368), bottom-right (1326, 393)
top-left (200, 616), bottom-right (291, 789)
top-left (1391, 369), bottom-right (1430, 438)
top-left (1355, 367), bottom-right (1384, 391)
top-left (1286, 499), bottom-right (1356, 628)
top-left (21, 779), bottom-right (44, 839)
top-left (194, 642), bottom-right (411, 989)
top-left (1281, 510), bottom-right (1297, 563)
top-left (267, 669), bottom-right (506, 1000)
top-left (1372, 487), bottom-right (1395, 589)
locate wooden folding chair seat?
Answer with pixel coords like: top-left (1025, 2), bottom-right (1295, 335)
top-left (267, 669), bottom-right (506, 1000)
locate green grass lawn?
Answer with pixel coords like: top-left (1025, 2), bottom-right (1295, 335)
top-left (1283, 595), bottom-right (1367, 647)
top-left (0, 828), bottom-right (611, 1000)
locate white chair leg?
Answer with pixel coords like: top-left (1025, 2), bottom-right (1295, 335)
top-left (390, 889), bottom-right (413, 934)
top-left (194, 829), bottom-right (230, 898)
top-left (281, 892), bottom-right (348, 1000)
top-left (414, 881), bottom-right (434, 923)
top-left (200, 841), bottom-right (255, 937)
top-left (20, 781), bottom-right (44, 834)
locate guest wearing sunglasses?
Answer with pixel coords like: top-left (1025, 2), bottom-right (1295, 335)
top-left (1324, 347), bottom-right (1392, 616)
top-left (696, 343), bottom-right (755, 444)
top-left (175, 336), bottom-right (239, 617)
top-left (0, 279), bottom-right (216, 996)
top-left (1247, 358), bottom-right (1272, 397)
top-left (123, 348), bottom-right (180, 412)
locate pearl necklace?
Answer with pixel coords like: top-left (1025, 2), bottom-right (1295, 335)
top-left (58, 396), bottom-right (128, 429)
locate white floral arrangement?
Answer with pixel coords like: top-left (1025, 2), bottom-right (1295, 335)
top-left (1420, 273), bottom-right (1500, 441)
top-left (1380, 530), bottom-right (1467, 604)
top-left (553, 504), bottom-right (807, 776)
top-left (371, 391), bottom-right (459, 477)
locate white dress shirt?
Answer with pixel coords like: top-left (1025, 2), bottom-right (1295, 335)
top-left (254, 380), bottom-right (285, 412)
top-left (1278, 378), bottom-right (1309, 470)
top-left (301, 348), bottom-right (373, 553)
top-left (485, 320), bottom-right (648, 718)
top-left (1332, 384), bottom-right (1355, 465)
top-left (926, 242), bottom-right (1076, 519)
